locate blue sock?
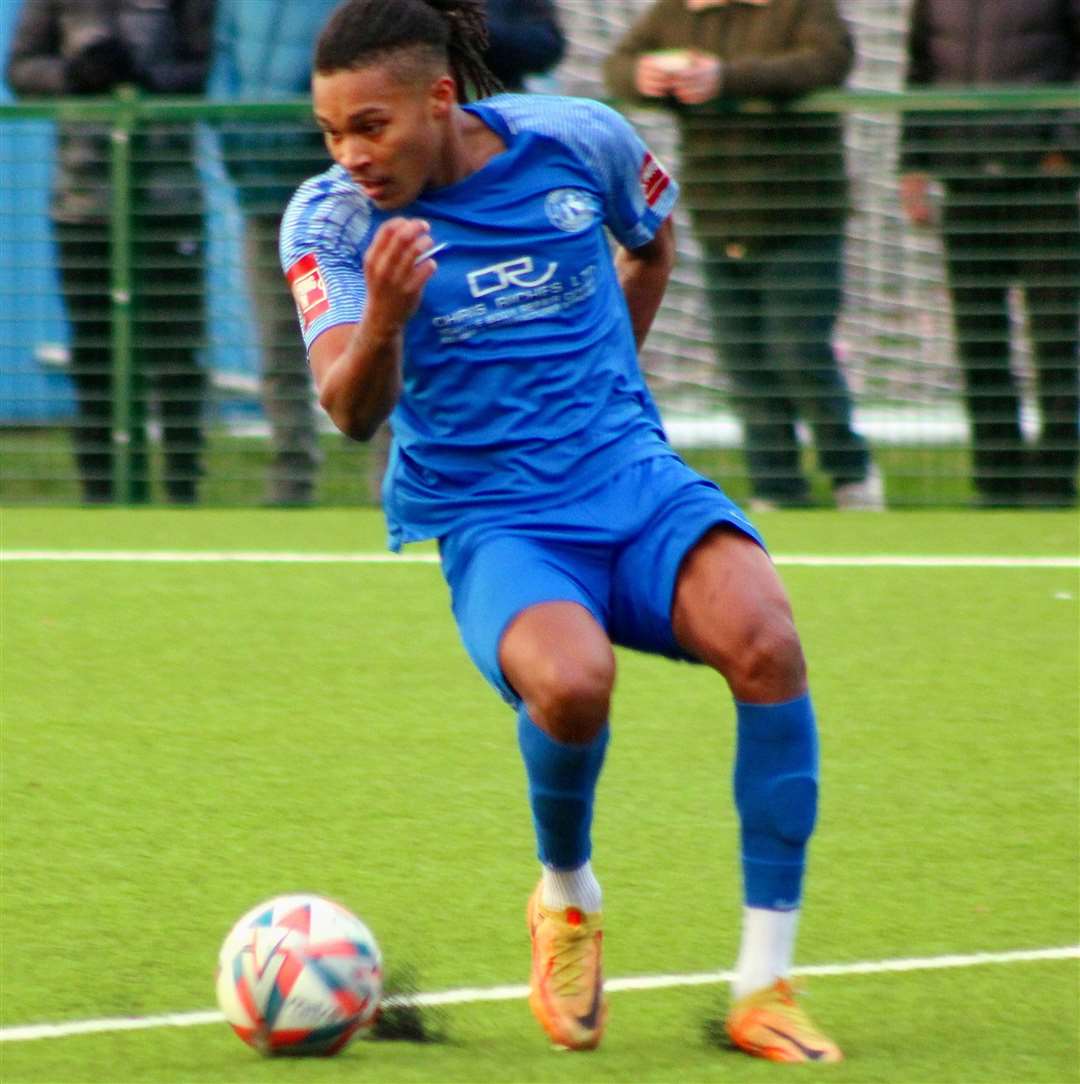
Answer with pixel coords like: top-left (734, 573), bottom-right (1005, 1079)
top-left (517, 708), bottom-right (609, 870)
top-left (734, 693), bottom-right (819, 911)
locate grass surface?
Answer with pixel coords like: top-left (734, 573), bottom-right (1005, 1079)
top-left (2, 508), bottom-right (1078, 1083)
top-left (1, 428), bottom-right (985, 508)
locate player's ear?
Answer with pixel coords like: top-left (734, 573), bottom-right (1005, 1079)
top-left (429, 73), bottom-right (456, 119)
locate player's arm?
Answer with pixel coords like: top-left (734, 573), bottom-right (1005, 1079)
top-left (307, 323), bottom-right (400, 442)
top-left (308, 218), bottom-right (436, 441)
top-left (547, 98), bottom-right (679, 347)
top-left (614, 215), bottom-right (676, 351)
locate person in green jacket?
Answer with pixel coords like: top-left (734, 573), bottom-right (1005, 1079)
top-left (605, 0), bottom-right (883, 511)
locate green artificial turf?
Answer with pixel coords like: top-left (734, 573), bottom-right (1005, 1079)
top-left (2, 509), bottom-right (1077, 1082)
top-left (0, 426), bottom-right (1003, 509)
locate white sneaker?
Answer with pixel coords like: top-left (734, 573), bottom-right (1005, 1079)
top-left (834, 464), bottom-right (885, 511)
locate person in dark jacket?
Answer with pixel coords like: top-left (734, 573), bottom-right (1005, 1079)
top-left (211, 0), bottom-right (341, 506)
top-left (900, 0), bottom-right (1080, 506)
top-left (483, 0), bottom-right (565, 92)
top-left (5, 0), bottom-right (214, 504)
top-left (605, 0), bottom-right (883, 511)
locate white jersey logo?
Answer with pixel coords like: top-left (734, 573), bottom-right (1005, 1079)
top-left (468, 256), bottom-right (559, 298)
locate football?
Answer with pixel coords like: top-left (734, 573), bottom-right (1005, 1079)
top-left (216, 893), bottom-right (383, 1056)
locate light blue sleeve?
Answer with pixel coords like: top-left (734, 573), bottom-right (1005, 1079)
top-left (279, 173), bottom-right (374, 351)
top-left (499, 96), bottom-right (679, 250)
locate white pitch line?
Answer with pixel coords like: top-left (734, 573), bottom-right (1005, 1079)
top-left (775, 555), bottom-right (1079, 569)
top-left (0, 550), bottom-right (441, 564)
top-left (2, 550), bottom-right (1077, 569)
top-left (2, 945), bottom-right (1076, 1044)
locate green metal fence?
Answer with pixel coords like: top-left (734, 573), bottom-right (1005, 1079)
top-left (1, 87), bottom-right (1077, 507)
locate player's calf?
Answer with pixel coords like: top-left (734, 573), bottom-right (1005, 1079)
top-left (734, 694), bottom-right (818, 913)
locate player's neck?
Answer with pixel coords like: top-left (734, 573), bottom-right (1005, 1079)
top-left (431, 105), bottom-right (507, 189)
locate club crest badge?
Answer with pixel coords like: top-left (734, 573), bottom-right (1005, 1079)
top-left (545, 188), bottom-right (601, 233)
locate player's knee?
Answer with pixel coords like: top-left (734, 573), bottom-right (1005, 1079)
top-left (528, 650), bottom-right (614, 744)
top-left (726, 617), bottom-right (806, 702)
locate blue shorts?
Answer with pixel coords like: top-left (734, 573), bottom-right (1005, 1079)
top-left (438, 453), bottom-right (765, 706)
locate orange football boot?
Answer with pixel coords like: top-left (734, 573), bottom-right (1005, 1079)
top-left (726, 979), bottom-right (842, 1063)
top-left (526, 884), bottom-right (606, 1050)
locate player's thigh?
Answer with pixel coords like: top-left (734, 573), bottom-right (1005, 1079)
top-left (607, 456), bottom-right (764, 659)
top-left (671, 526), bottom-right (805, 698)
top-left (440, 529), bottom-right (610, 710)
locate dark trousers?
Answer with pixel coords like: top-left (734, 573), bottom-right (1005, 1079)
top-left (701, 234), bottom-right (870, 503)
top-left (942, 175), bottom-right (1080, 502)
top-left (243, 212), bottom-right (320, 504)
top-left (57, 217), bottom-right (206, 503)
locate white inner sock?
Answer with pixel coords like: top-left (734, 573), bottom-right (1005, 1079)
top-left (541, 861), bottom-right (602, 913)
top-left (733, 905), bottom-right (799, 1000)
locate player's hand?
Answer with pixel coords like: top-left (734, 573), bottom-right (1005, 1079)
top-left (634, 55), bottom-right (676, 99)
top-left (362, 217), bottom-right (439, 338)
top-left (670, 52), bottom-right (723, 105)
top-left (899, 172), bottom-right (934, 226)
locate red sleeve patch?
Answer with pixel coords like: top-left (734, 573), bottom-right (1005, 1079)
top-left (639, 151), bottom-right (671, 208)
top-left (285, 252), bottom-right (332, 331)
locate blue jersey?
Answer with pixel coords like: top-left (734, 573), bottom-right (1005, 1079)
top-left (280, 94), bottom-right (679, 550)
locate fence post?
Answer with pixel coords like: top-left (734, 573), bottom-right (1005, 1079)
top-left (108, 84), bottom-right (138, 503)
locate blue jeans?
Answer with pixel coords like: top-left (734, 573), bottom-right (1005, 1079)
top-left (702, 234), bottom-right (870, 503)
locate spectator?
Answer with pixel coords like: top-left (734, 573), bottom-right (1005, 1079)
top-left (900, 0), bottom-right (1079, 507)
top-left (605, 0), bottom-right (884, 511)
top-left (483, 0), bottom-right (565, 92)
top-left (211, 0), bottom-right (342, 506)
top-left (6, 0), bottom-right (213, 504)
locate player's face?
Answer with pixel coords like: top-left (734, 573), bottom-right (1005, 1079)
top-left (313, 63), bottom-right (455, 211)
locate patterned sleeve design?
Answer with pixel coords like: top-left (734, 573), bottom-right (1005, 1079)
top-left (279, 170), bottom-right (375, 350)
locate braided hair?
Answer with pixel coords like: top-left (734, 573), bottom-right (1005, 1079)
top-left (314, 0), bottom-right (502, 101)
